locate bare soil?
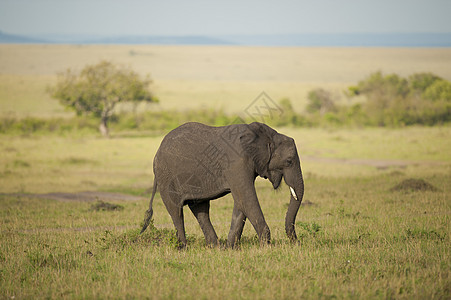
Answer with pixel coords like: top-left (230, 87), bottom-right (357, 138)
top-left (303, 156), bottom-right (445, 169)
top-left (2, 191), bottom-right (146, 202)
top-left (90, 200), bottom-right (125, 211)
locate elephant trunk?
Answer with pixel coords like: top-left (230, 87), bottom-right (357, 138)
top-left (284, 165), bottom-right (304, 242)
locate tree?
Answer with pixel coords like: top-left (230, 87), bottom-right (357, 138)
top-left (306, 88), bottom-right (337, 115)
top-left (422, 80), bottom-right (451, 102)
top-left (346, 71), bottom-right (451, 126)
top-left (50, 60), bottom-right (156, 137)
top-left (349, 71), bottom-right (409, 103)
top-left (408, 72), bottom-right (442, 97)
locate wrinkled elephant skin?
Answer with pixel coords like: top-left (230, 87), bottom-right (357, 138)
top-left (141, 122), bottom-right (304, 248)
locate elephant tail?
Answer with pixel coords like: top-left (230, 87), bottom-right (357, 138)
top-left (140, 180), bottom-right (157, 234)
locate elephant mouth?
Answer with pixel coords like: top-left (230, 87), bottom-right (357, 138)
top-left (269, 171), bottom-right (283, 190)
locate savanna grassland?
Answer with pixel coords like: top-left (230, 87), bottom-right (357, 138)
top-left (2, 45), bottom-right (451, 116)
top-left (0, 45), bottom-right (450, 299)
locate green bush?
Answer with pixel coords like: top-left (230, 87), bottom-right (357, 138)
top-left (306, 88), bottom-right (337, 115)
top-left (0, 116), bottom-right (98, 135)
top-left (408, 72), bottom-right (442, 96)
top-left (423, 80), bottom-right (451, 102)
top-left (266, 98), bottom-right (307, 127)
top-left (342, 71), bottom-right (450, 126)
top-left (2, 71), bottom-right (449, 137)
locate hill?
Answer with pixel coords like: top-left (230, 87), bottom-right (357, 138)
top-left (0, 31), bottom-right (50, 43)
top-left (1, 31), bottom-right (451, 47)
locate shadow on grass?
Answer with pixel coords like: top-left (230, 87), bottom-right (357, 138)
top-left (99, 225), bottom-right (296, 251)
top-left (99, 222), bottom-right (181, 250)
top-left (390, 178), bottom-right (440, 192)
top-left (90, 201), bottom-right (124, 212)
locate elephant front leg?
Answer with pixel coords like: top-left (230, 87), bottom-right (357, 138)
top-left (230, 185), bottom-right (271, 246)
top-left (188, 201), bottom-right (219, 247)
top-left (227, 205), bottom-right (246, 248)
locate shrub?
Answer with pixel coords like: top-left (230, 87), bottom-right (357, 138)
top-left (268, 98), bottom-right (306, 127)
top-left (0, 116), bottom-right (98, 135)
top-left (345, 71), bottom-right (451, 126)
top-left (408, 72), bottom-right (442, 96)
top-left (306, 88), bottom-right (337, 115)
top-left (423, 80), bottom-right (451, 102)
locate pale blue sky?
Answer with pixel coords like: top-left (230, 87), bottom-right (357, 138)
top-left (1, 0), bottom-right (451, 36)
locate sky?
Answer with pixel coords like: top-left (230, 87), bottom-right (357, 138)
top-left (1, 0), bottom-right (451, 37)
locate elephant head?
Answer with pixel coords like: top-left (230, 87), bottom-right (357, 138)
top-left (240, 122), bottom-right (305, 241)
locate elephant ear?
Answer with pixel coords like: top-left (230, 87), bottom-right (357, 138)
top-left (240, 122), bottom-right (277, 177)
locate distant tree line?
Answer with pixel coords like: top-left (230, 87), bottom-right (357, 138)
top-left (299, 71), bottom-right (451, 127)
top-left (1, 69), bottom-right (450, 136)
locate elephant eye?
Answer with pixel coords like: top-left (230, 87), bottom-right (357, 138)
top-left (286, 158), bottom-right (293, 166)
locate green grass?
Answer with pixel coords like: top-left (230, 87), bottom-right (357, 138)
top-left (1, 127), bottom-right (449, 193)
top-left (0, 74), bottom-right (69, 118)
top-left (0, 127), bottom-right (450, 299)
top-left (0, 175), bottom-right (449, 299)
top-left (1, 44), bottom-right (450, 298)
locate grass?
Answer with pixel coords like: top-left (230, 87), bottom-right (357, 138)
top-left (0, 126), bottom-right (450, 299)
top-left (0, 175), bottom-right (449, 299)
top-left (0, 44), bottom-right (450, 298)
top-left (0, 74), bottom-right (67, 118)
top-left (1, 127), bottom-right (449, 193)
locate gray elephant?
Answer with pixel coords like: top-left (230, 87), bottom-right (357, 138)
top-left (140, 122), bottom-right (304, 248)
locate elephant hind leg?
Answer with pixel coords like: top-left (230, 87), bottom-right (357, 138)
top-left (161, 191), bottom-right (187, 248)
top-left (169, 207), bottom-right (187, 248)
top-left (188, 201), bottom-right (219, 247)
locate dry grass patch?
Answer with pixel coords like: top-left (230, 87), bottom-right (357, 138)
top-left (2, 45), bottom-right (451, 117)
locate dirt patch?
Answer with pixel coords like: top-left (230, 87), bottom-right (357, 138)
top-left (388, 170), bottom-right (405, 176)
top-left (90, 201), bottom-right (124, 211)
top-left (303, 156), bottom-right (409, 169)
top-left (390, 178), bottom-right (440, 192)
top-left (2, 191), bottom-right (146, 202)
top-left (303, 156), bottom-right (446, 169)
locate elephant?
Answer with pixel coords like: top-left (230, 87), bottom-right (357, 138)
top-left (140, 122), bottom-right (304, 248)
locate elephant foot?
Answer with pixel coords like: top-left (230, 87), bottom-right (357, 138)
top-left (176, 241), bottom-right (187, 250)
top-left (259, 225), bottom-right (271, 245)
top-left (226, 239), bottom-right (240, 249)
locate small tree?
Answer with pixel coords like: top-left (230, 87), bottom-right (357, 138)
top-left (347, 71), bottom-right (451, 126)
top-left (408, 72), bottom-right (442, 97)
top-left (50, 60), bottom-right (156, 137)
top-left (306, 88), bottom-right (337, 115)
top-left (422, 80), bottom-right (451, 102)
